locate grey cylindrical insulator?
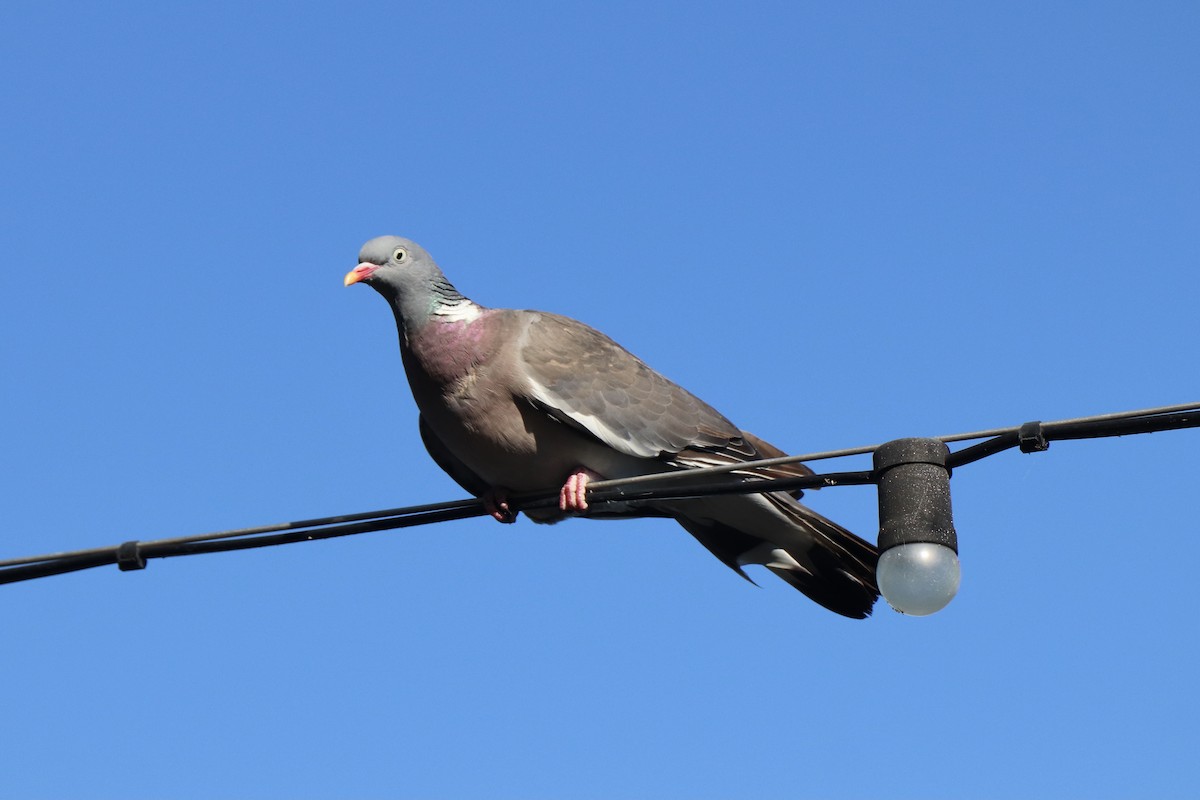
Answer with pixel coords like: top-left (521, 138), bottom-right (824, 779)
top-left (873, 438), bottom-right (958, 553)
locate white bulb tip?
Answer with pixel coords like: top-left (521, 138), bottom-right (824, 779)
top-left (877, 542), bottom-right (961, 616)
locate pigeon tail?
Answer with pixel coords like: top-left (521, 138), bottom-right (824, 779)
top-left (677, 498), bottom-right (879, 619)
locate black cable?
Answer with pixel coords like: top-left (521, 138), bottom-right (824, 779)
top-left (945, 406), bottom-right (1200, 469)
top-left (3, 401), bottom-right (1197, 587)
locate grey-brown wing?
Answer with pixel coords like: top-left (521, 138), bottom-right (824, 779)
top-left (518, 311), bottom-right (766, 466)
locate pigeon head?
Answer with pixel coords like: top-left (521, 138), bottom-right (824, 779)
top-left (344, 235), bottom-right (478, 325)
top-left (344, 236), bottom-right (442, 296)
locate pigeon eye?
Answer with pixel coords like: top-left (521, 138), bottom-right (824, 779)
top-left (392, 247), bottom-right (408, 263)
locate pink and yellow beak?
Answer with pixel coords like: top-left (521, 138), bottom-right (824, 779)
top-left (343, 263), bottom-right (379, 286)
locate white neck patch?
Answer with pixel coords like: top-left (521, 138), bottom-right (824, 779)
top-left (433, 299), bottom-right (483, 323)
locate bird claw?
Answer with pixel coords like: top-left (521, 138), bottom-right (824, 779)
top-left (559, 467), bottom-right (603, 514)
top-left (482, 488), bottom-right (518, 524)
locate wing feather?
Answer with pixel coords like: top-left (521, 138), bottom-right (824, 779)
top-left (519, 312), bottom-right (747, 459)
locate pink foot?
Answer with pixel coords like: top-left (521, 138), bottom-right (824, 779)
top-left (482, 488), bottom-right (518, 524)
top-left (559, 467), bottom-right (604, 514)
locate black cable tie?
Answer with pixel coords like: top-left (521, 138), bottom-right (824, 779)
top-left (1018, 421), bottom-right (1050, 453)
top-left (116, 540), bottom-right (147, 572)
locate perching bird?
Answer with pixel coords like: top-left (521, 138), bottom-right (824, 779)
top-left (345, 236), bottom-right (879, 617)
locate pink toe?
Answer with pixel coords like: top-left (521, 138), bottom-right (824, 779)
top-left (482, 488), bottom-right (517, 524)
top-left (558, 469), bottom-right (597, 513)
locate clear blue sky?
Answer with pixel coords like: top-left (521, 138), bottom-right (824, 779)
top-left (2, 2), bottom-right (1198, 797)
